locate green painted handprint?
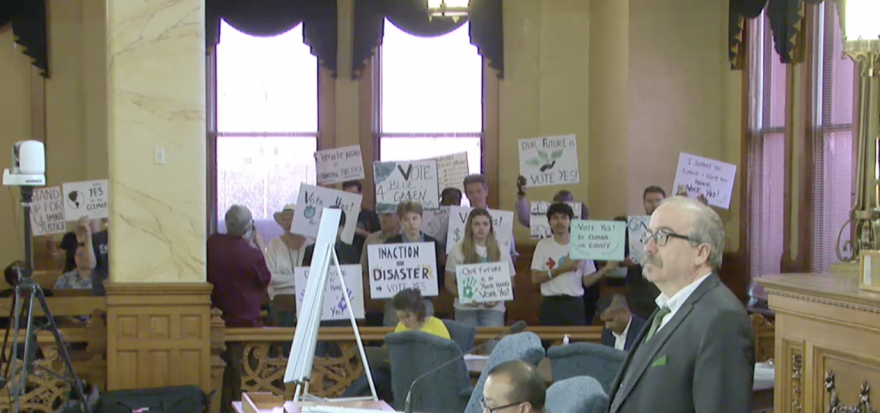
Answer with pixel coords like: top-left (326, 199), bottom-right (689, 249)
top-left (461, 277), bottom-right (478, 303)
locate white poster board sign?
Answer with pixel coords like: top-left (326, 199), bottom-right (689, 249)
top-left (373, 160), bottom-right (440, 214)
top-left (367, 242), bottom-right (439, 299)
top-left (62, 180), bottom-right (108, 221)
top-left (30, 187), bottom-right (67, 236)
top-left (315, 145), bottom-right (365, 185)
top-left (627, 216), bottom-right (650, 264)
top-left (672, 152), bottom-right (737, 209)
top-left (422, 207), bottom-right (450, 245)
top-left (518, 135), bottom-right (580, 187)
top-left (570, 220), bottom-right (626, 261)
top-left (529, 201), bottom-right (583, 239)
top-left (294, 265), bottom-right (365, 321)
top-left (430, 152), bottom-right (469, 193)
top-left (291, 184), bottom-right (363, 244)
top-left (446, 206), bottom-right (514, 254)
top-left (455, 262), bottom-right (513, 304)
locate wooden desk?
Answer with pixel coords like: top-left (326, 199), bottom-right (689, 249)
top-left (232, 400), bottom-right (393, 413)
top-left (758, 273), bottom-right (880, 413)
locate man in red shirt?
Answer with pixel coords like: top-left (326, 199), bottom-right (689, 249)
top-left (207, 205), bottom-right (271, 327)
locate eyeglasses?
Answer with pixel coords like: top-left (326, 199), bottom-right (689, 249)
top-left (642, 229), bottom-right (694, 247)
top-left (481, 398), bottom-right (525, 413)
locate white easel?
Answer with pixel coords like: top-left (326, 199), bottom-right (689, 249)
top-left (283, 208), bottom-right (378, 402)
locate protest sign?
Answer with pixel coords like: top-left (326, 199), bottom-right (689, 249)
top-left (367, 242), bottom-right (439, 299)
top-left (529, 201), bottom-right (583, 239)
top-left (672, 152), bottom-right (737, 209)
top-left (455, 262), bottom-right (513, 305)
top-left (373, 160), bottom-right (440, 214)
top-left (446, 206), bottom-right (514, 254)
top-left (30, 187), bottom-right (67, 236)
top-left (627, 216), bottom-right (650, 264)
top-left (518, 135), bottom-right (580, 187)
top-left (291, 184), bottom-right (362, 244)
top-left (294, 264), bottom-right (365, 321)
top-left (429, 152), bottom-right (469, 193)
top-left (570, 220), bottom-right (626, 261)
top-left (315, 145), bottom-right (365, 185)
top-left (422, 207), bottom-right (450, 244)
top-left (62, 180), bottom-right (108, 220)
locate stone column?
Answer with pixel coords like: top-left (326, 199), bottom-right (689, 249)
top-left (102, 0), bottom-right (211, 391)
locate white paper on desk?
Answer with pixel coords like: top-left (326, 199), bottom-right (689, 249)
top-left (463, 354), bottom-right (490, 361)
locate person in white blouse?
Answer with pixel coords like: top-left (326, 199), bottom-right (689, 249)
top-left (265, 204), bottom-right (309, 325)
top-left (445, 208), bottom-right (516, 352)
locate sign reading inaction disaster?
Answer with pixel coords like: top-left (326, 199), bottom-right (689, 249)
top-left (367, 242), bottom-right (439, 299)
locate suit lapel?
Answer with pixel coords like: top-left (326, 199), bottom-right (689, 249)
top-left (608, 309), bottom-right (656, 412)
top-left (609, 274), bottom-right (721, 413)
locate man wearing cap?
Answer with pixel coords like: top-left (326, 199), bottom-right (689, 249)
top-left (207, 205), bottom-right (271, 327)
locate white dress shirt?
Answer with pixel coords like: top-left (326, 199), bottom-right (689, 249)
top-left (612, 316), bottom-right (633, 351)
top-left (654, 272), bottom-right (712, 332)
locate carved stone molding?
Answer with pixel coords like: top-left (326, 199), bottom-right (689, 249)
top-left (792, 352), bottom-right (803, 411)
top-left (825, 370), bottom-right (877, 413)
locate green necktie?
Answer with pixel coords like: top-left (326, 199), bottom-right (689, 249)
top-left (644, 306), bottom-right (671, 342)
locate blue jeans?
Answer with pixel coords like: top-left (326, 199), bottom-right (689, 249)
top-left (454, 309), bottom-right (505, 353)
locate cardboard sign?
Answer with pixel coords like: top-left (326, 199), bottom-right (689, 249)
top-left (315, 145), bottom-right (365, 185)
top-left (373, 160), bottom-right (440, 214)
top-left (529, 201), bottom-right (583, 239)
top-left (291, 184), bottom-right (362, 244)
top-left (30, 187), bottom-right (67, 236)
top-left (518, 135), bottom-right (580, 187)
top-left (627, 216), bottom-right (650, 264)
top-left (672, 152), bottom-right (737, 209)
top-left (367, 242), bottom-right (439, 299)
top-left (422, 207), bottom-right (450, 244)
top-left (430, 152), bottom-right (470, 193)
top-left (62, 180), bottom-right (109, 221)
top-left (455, 262), bottom-right (513, 304)
top-left (294, 265), bottom-right (365, 321)
top-left (570, 220), bottom-right (626, 261)
top-left (446, 206), bottom-right (514, 254)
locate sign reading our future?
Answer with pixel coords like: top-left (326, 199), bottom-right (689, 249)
top-left (518, 134), bottom-right (580, 187)
top-left (291, 184), bottom-right (362, 244)
top-left (315, 145), bottom-right (365, 185)
top-left (30, 187), bottom-right (67, 236)
top-left (62, 179), bottom-right (109, 220)
top-left (294, 265), bottom-right (365, 321)
top-left (570, 220), bottom-right (626, 261)
top-left (445, 206), bottom-right (514, 254)
top-left (455, 262), bottom-right (513, 305)
top-left (367, 242), bottom-right (439, 299)
top-left (672, 152), bottom-right (737, 209)
top-left (373, 160), bottom-right (440, 214)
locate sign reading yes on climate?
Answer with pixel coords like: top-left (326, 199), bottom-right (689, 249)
top-left (62, 180), bottom-right (109, 220)
top-left (455, 262), bottom-right (513, 305)
top-left (367, 242), bottom-right (439, 299)
top-left (294, 265), bottom-right (365, 321)
top-left (30, 187), bottom-right (67, 236)
top-left (445, 206), bottom-right (514, 254)
top-left (570, 220), bottom-right (626, 261)
top-left (672, 152), bottom-right (737, 209)
top-left (518, 134), bottom-right (580, 188)
top-left (315, 145), bottom-right (365, 185)
top-left (373, 160), bottom-right (440, 214)
top-left (291, 184), bottom-right (363, 244)
top-left (529, 201), bottom-right (583, 239)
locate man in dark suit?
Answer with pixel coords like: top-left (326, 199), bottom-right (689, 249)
top-left (608, 196), bottom-right (754, 413)
top-left (597, 293), bottom-right (646, 352)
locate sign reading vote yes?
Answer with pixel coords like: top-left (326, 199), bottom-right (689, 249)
top-left (570, 220), bottom-right (626, 261)
top-left (62, 180), bottom-right (108, 220)
top-left (315, 145), bottom-right (365, 185)
top-left (373, 160), bottom-right (440, 214)
top-left (368, 243), bottom-right (439, 299)
top-left (518, 135), bottom-right (580, 187)
top-left (672, 152), bottom-right (737, 209)
top-left (30, 187), bottom-right (67, 236)
top-left (294, 265), bottom-right (365, 321)
top-left (456, 262), bottom-right (513, 305)
top-left (446, 206), bottom-right (514, 254)
top-left (291, 184), bottom-right (363, 244)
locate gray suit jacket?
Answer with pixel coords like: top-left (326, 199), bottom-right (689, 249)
top-left (607, 273), bottom-right (755, 413)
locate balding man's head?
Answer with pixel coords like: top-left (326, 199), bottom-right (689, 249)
top-left (597, 294), bottom-right (632, 335)
top-left (483, 360), bottom-right (545, 413)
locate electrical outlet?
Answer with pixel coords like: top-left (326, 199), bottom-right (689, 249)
top-left (154, 147), bottom-right (166, 165)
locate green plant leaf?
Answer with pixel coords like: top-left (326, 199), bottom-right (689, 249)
top-left (551, 149), bottom-right (564, 160)
top-left (526, 158), bottom-right (541, 168)
top-left (538, 150), bottom-right (549, 162)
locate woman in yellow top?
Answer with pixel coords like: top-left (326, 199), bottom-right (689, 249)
top-left (392, 288), bottom-right (450, 339)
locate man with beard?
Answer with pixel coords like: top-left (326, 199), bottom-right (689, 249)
top-left (607, 196), bottom-right (754, 413)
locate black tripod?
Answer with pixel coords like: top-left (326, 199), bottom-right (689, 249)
top-left (0, 186), bottom-right (91, 413)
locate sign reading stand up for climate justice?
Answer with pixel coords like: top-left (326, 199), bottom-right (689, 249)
top-left (518, 135), bottom-right (580, 188)
top-left (30, 187), bottom-right (67, 236)
top-left (315, 145), bottom-right (365, 185)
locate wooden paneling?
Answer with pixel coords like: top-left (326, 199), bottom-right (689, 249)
top-left (105, 282), bottom-right (213, 392)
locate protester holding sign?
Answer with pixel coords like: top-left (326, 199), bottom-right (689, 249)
top-left (513, 176), bottom-right (589, 229)
top-left (57, 216), bottom-right (106, 273)
top-left (464, 174), bottom-right (518, 260)
top-left (445, 208), bottom-right (515, 351)
top-left (265, 205), bottom-right (310, 326)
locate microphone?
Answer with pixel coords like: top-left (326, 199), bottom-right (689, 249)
top-left (404, 321), bottom-right (527, 413)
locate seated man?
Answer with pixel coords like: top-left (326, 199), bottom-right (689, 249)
top-left (483, 360), bottom-right (546, 413)
top-left (597, 293), bottom-right (646, 351)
